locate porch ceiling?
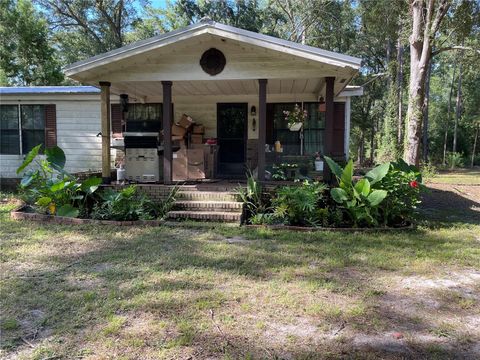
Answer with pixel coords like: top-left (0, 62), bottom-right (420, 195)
top-left (110, 78), bottom-right (326, 101)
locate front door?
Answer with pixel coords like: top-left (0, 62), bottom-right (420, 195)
top-left (217, 103), bottom-right (247, 177)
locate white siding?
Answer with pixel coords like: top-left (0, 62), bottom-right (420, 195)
top-left (0, 99), bottom-right (103, 178)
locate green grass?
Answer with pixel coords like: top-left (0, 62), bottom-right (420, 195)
top-left (429, 169), bottom-right (480, 185)
top-left (1, 194), bottom-right (479, 358)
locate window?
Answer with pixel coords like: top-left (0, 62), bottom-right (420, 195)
top-left (0, 105), bottom-right (45, 155)
top-left (0, 105), bottom-right (20, 154)
top-left (21, 105), bottom-right (45, 153)
top-left (270, 102), bottom-right (325, 155)
top-left (126, 103), bottom-right (162, 132)
top-left (303, 102), bottom-right (325, 155)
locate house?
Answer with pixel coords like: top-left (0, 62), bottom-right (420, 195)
top-left (0, 86), bottom-right (106, 187)
top-left (1, 19), bottom-right (362, 187)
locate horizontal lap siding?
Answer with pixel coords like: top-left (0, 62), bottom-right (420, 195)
top-left (0, 100), bottom-right (102, 178)
top-left (56, 102), bottom-right (102, 173)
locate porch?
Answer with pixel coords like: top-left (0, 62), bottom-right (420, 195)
top-left (65, 20), bottom-right (362, 185)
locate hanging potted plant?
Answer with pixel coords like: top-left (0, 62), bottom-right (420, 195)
top-left (284, 104), bottom-right (307, 132)
top-left (314, 152), bottom-right (324, 171)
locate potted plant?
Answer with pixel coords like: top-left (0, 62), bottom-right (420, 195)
top-left (314, 152), bottom-right (324, 171)
top-left (284, 104), bottom-right (307, 131)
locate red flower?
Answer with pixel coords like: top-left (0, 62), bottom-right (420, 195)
top-left (409, 180), bottom-right (419, 188)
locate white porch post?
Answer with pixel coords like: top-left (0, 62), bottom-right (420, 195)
top-left (162, 81), bottom-right (173, 184)
top-left (258, 79), bottom-right (267, 181)
top-left (100, 81), bottom-right (111, 184)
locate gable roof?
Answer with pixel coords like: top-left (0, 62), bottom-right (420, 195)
top-left (65, 20), bottom-right (362, 77)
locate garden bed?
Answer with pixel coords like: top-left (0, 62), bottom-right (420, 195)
top-left (244, 223), bottom-right (415, 232)
top-left (10, 204), bottom-right (163, 226)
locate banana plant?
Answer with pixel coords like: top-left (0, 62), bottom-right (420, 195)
top-left (324, 156), bottom-right (389, 227)
top-left (17, 145), bottom-right (101, 218)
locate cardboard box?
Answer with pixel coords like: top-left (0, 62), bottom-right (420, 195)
top-left (191, 134), bottom-right (203, 144)
top-left (178, 114), bottom-right (193, 129)
top-left (192, 125), bottom-right (205, 134)
top-left (187, 148), bottom-right (205, 179)
top-left (172, 124), bottom-right (186, 137)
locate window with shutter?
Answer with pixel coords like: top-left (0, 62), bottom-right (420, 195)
top-left (111, 103), bottom-right (123, 137)
top-left (44, 104), bottom-right (57, 148)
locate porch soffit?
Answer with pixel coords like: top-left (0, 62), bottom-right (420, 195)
top-left (110, 78), bottom-right (327, 101)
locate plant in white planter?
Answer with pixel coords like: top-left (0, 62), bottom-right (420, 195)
top-left (314, 152), bottom-right (324, 171)
top-left (283, 104), bottom-right (307, 132)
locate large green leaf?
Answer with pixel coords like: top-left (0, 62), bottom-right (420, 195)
top-left (323, 156), bottom-right (343, 179)
top-left (16, 144), bottom-right (42, 174)
top-left (35, 196), bottom-right (52, 206)
top-left (367, 190), bottom-right (388, 206)
top-left (341, 160), bottom-right (353, 187)
top-left (20, 171), bottom-right (39, 188)
top-left (330, 187), bottom-right (348, 203)
top-left (45, 146), bottom-right (66, 170)
top-left (50, 180), bottom-right (67, 192)
top-left (365, 162), bottom-right (390, 185)
top-left (81, 177), bottom-right (102, 194)
top-left (56, 204), bottom-right (79, 218)
top-left (354, 178), bottom-right (371, 197)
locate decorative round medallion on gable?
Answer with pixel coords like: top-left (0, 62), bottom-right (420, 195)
top-left (200, 48), bottom-right (226, 76)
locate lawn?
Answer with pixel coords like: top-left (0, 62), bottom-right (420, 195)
top-left (1, 178), bottom-right (479, 359)
top-left (428, 168), bottom-right (480, 185)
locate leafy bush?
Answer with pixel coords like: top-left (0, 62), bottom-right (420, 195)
top-left (236, 171), bottom-right (271, 223)
top-left (375, 159), bottom-right (422, 226)
top-left (91, 185), bottom-right (159, 221)
top-left (271, 163), bottom-right (299, 181)
top-left (272, 181), bottom-right (327, 226)
top-left (17, 144), bottom-right (101, 217)
top-left (324, 156), bottom-right (389, 227)
top-left (446, 152), bottom-right (464, 169)
top-left (421, 162), bottom-right (437, 182)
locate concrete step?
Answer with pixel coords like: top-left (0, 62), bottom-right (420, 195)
top-left (167, 210), bottom-right (242, 223)
top-left (174, 200), bottom-right (243, 212)
top-left (176, 191), bottom-right (238, 202)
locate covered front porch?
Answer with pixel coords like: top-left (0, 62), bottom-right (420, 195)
top-left (65, 20), bottom-right (361, 184)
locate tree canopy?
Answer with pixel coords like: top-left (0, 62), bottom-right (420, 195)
top-left (1, 0), bottom-right (479, 166)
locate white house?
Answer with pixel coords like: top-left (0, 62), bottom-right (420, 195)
top-left (0, 20), bottom-right (362, 186)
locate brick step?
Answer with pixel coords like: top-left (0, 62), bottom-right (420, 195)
top-left (176, 191), bottom-right (238, 202)
top-left (174, 200), bottom-right (243, 212)
top-left (167, 210), bottom-right (242, 223)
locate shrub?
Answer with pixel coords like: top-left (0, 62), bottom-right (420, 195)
top-left (375, 159), bottom-right (422, 226)
top-left (272, 181), bottom-right (328, 226)
top-left (91, 185), bottom-right (159, 221)
top-left (236, 171), bottom-right (271, 223)
top-left (324, 156), bottom-right (389, 227)
top-left (421, 162), bottom-right (437, 183)
top-left (17, 144), bottom-right (101, 218)
top-left (446, 152), bottom-right (464, 169)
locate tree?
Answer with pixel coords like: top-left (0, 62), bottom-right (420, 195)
top-left (404, 0), bottom-right (479, 166)
top-left (0, 0), bottom-right (63, 85)
top-left (38, 0), bottom-right (143, 63)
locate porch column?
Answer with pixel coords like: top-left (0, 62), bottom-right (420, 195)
top-left (162, 81), bottom-right (172, 184)
top-left (100, 81), bottom-right (111, 184)
top-left (258, 79), bottom-right (267, 181)
top-left (324, 76), bottom-right (335, 183)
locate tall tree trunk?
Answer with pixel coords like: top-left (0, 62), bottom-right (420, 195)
top-left (370, 121), bottom-right (376, 164)
top-left (404, 0), bottom-right (450, 166)
top-left (443, 62), bottom-right (457, 165)
top-left (472, 123), bottom-right (479, 168)
top-left (397, 32), bottom-right (404, 147)
top-left (358, 131), bottom-right (365, 165)
top-left (453, 58), bottom-right (463, 153)
top-left (422, 62), bottom-right (432, 163)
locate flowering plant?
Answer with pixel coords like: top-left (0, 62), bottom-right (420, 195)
top-left (314, 152), bottom-right (322, 161)
top-left (283, 104), bottom-right (307, 128)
